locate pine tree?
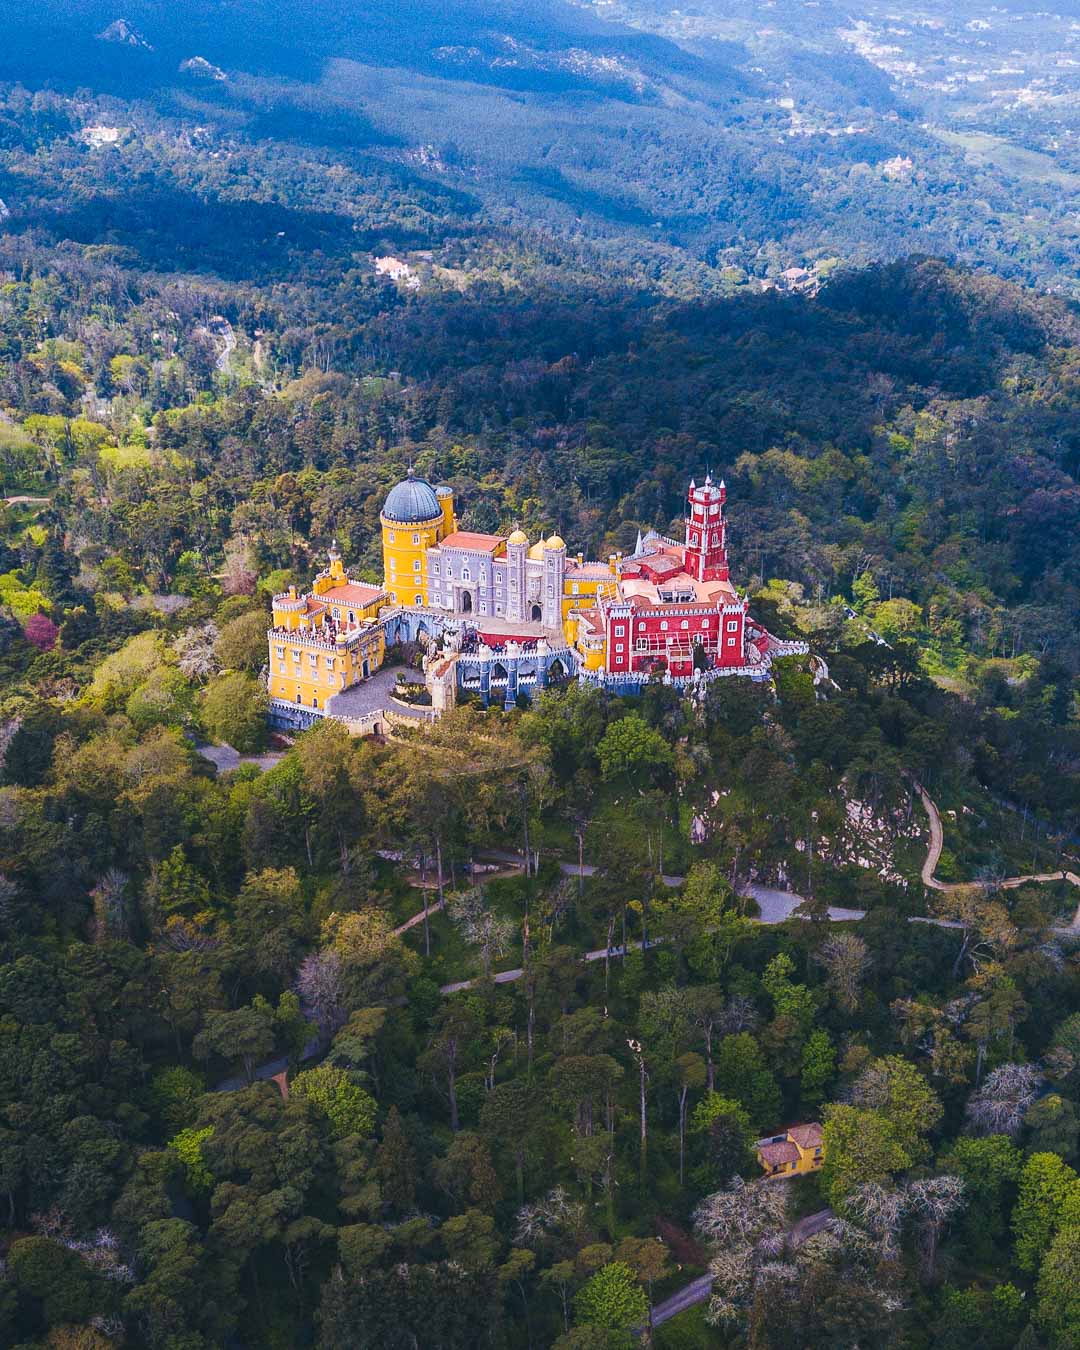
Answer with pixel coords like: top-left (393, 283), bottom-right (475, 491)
top-left (376, 1106), bottom-right (417, 1214)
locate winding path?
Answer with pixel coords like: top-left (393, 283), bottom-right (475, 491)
top-left (913, 780), bottom-right (1080, 918)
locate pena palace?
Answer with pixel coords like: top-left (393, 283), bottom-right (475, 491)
top-left (266, 473), bottom-right (807, 731)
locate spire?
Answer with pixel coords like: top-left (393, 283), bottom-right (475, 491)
top-left (635, 529), bottom-right (644, 555)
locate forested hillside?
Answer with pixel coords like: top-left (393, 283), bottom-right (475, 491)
top-left (3, 2), bottom-right (1080, 1348)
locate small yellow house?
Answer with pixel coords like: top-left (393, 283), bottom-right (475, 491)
top-left (756, 1123), bottom-right (824, 1179)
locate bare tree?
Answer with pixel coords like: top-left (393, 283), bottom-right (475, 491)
top-left (294, 949), bottom-right (346, 1038)
top-left (965, 1061), bottom-right (1043, 1136)
top-left (448, 888), bottom-right (515, 979)
top-left (817, 933), bottom-right (871, 1013)
top-left (91, 868), bottom-right (130, 942)
top-left (906, 1175), bottom-right (965, 1281)
top-left (173, 622), bottom-right (220, 682)
top-left (694, 1178), bottom-right (788, 1324)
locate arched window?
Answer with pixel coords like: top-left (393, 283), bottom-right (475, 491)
top-left (462, 568), bottom-right (471, 582)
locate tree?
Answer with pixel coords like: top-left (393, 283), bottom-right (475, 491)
top-left (689, 1093), bottom-right (754, 1188)
top-left (1036, 1224), bottom-right (1080, 1349)
top-left (711, 1032), bottom-right (782, 1132)
top-left (693, 1176), bottom-right (788, 1324)
top-left (850, 1055), bottom-right (943, 1159)
top-left (201, 672), bottom-right (268, 753)
top-left (167, 1125), bottom-right (215, 1195)
top-left (800, 1028), bottom-right (837, 1109)
top-left (214, 609), bottom-right (270, 671)
top-left (481, 1078), bottom-right (542, 1204)
top-left (1013, 1152), bottom-right (1079, 1273)
top-left (433, 1132), bottom-right (502, 1213)
top-left (939, 1134), bottom-right (1022, 1249)
top-left (23, 612), bottom-right (58, 651)
top-left (673, 1051), bottom-right (707, 1185)
top-left (375, 1106), bottom-right (417, 1214)
top-left (820, 1105), bottom-right (911, 1209)
top-left (597, 716), bottom-right (673, 788)
top-left (292, 1066), bottom-right (377, 1139)
top-left (1026, 1094), bottom-right (1080, 1163)
top-left (573, 1262), bottom-right (649, 1334)
top-left (966, 1062), bottom-right (1043, 1138)
top-left (816, 933), bottom-right (871, 1014)
top-left (193, 1002), bottom-right (276, 1084)
top-left (420, 1000), bottom-right (481, 1131)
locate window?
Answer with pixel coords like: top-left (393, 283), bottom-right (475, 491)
top-left (702, 619), bottom-right (709, 628)
top-left (710, 504), bottom-right (719, 515)
top-left (446, 566), bottom-right (453, 579)
top-left (275, 646), bottom-right (284, 659)
top-left (412, 533), bottom-right (420, 545)
top-left (547, 584), bottom-right (554, 596)
top-left (413, 560), bottom-right (421, 571)
top-left (572, 582), bottom-right (580, 595)
top-left (614, 625), bottom-right (625, 636)
top-left (681, 620), bottom-right (689, 630)
top-left (660, 621), bottom-right (669, 631)
top-left (727, 637), bottom-right (736, 647)
top-left (462, 568), bottom-right (471, 582)
top-left (727, 620), bottom-right (739, 632)
top-left (387, 531), bottom-right (395, 543)
top-left (312, 695), bottom-right (318, 708)
top-left (415, 594), bottom-right (423, 605)
top-left (349, 611), bottom-right (355, 624)
top-left (479, 573), bottom-right (486, 588)
top-left (615, 643), bottom-right (624, 653)
top-left (433, 562), bottom-right (440, 574)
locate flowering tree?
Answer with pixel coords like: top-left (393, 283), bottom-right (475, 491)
top-left (23, 612), bottom-right (57, 650)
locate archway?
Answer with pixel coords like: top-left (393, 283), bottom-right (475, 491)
top-left (492, 662), bottom-right (508, 682)
top-left (548, 657), bottom-right (566, 681)
top-left (531, 603), bottom-right (542, 621)
top-left (462, 591), bottom-right (473, 614)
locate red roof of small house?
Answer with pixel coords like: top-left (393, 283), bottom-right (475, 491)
top-left (759, 1140), bottom-right (801, 1166)
top-left (321, 583), bottom-right (385, 607)
top-left (439, 531), bottom-right (504, 553)
top-left (787, 1123), bottom-right (823, 1149)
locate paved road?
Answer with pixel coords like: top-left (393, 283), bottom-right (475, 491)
top-left (648, 1208), bottom-right (832, 1329)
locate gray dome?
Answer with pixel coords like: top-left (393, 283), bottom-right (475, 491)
top-left (382, 473), bottom-right (442, 524)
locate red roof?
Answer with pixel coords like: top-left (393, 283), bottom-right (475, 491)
top-left (322, 583), bottom-right (385, 607)
top-left (439, 531), bottom-right (504, 553)
top-left (787, 1123), bottom-right (823, 1149)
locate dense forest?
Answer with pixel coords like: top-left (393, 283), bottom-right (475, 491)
top-left (2, 3), bottom-right (1080, 1348)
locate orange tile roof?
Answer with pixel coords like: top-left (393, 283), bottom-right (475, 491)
top-left (787, 1123), bottom-right (823, 1149)
top-left (321, 583), bottom-right (385, 606)
top-left (438, 531), bottom-right (505, 553)
top-left (759, 1140), bottom-right (800, 1166)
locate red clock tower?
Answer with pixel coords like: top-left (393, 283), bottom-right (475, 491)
top-left (684, 474), bottom-right (730, 582)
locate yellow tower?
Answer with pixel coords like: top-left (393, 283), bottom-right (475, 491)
top-left (380, 472), bottom-right (453, 607)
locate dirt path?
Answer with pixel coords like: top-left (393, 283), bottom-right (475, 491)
top-left (914, 780), bottom-right (1080, 920)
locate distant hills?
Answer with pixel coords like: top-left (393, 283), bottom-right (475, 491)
top-left (1, 0), bottom-right (1078, 296)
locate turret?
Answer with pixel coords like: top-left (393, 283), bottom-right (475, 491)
top-left (436, 485), bottom-right (456, 540)
top-left (685, 473), bottom-right (730, 583)
top-left (506, 526), bottom-right (528, 623)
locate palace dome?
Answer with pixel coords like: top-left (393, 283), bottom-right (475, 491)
top-left (382, 472), bottom-right (442, 524)
top-left (507, 528), bottom-right (528, 546)
top-left (545, 534), bottom-right (566, 551)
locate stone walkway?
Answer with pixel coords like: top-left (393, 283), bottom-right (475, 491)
top-left (326, 666), bottom-right (431, 721)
